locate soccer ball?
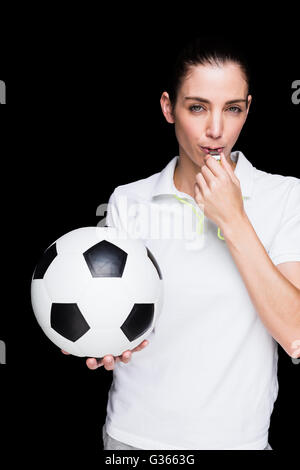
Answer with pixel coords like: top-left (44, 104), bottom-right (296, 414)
top-left (30, 226), bottom-right (163, 358)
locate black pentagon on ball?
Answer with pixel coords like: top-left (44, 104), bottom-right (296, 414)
top-left (121, 303), bottom-right (154, 341)
top-left (146, 247), bottom-right (162, 279)
top-left (83, 240), bottom-right (128, 278)
top-left (51, 303), bottom-right (90, 342)
top-left (33, 243), bottom-right (58, 279)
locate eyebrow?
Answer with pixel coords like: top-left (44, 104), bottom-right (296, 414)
top-left (184, 96), bottom-right (247, 105)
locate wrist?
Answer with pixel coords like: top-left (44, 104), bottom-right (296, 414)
top-left (221, 211), bottom-right (250, 243)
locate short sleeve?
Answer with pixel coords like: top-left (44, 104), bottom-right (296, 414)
top-left (268, 181), bottom-right (300, 265)
top-left (104, 190), bottom-right (123, 229)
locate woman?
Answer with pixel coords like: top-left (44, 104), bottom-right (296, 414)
top-left (67, 36), bottom-right (300, 450)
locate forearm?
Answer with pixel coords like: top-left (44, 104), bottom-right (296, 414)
top-left (222, 212), bottom-right (300, 356)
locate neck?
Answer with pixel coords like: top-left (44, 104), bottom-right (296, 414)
top-left (173, 152), bottom-right (237, 199)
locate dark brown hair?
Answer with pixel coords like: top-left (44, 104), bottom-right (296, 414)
top-left (167, 35), bottom-right (252, 112)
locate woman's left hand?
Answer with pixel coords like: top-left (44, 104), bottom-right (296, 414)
top-left (194, 152), bottom-right (245, 230)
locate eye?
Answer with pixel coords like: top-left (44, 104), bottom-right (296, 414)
top-left (190, 105), bottom-right (204, 113)
top-left (228, 106), bottom-right (242, 113)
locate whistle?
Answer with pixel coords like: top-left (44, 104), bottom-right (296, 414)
top-left (208, 150), bottom-right (221, 163)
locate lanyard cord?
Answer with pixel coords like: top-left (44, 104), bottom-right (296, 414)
top-left (172, 194), bottom-right (247, 240)
top-left (172, 194), bottom-right (205, 236)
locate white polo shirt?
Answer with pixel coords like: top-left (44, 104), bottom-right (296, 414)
top-left (104, 150), bottom-right (300, 450)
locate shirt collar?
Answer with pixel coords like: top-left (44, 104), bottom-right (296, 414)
top-left (151, 150), bottom-right (254, 200)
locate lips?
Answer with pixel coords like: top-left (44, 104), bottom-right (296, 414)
top-left (200, 146), bottom-right (224, 154)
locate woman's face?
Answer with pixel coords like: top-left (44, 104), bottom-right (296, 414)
top-left (160, 62), bottom-right (252, 167)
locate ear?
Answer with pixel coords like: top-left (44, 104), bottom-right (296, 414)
top-left (160, 92), bottom-right (175, 124)
top-left (246, 94), bottom-right (252, 117)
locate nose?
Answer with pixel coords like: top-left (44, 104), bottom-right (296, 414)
top-left (205, 112), bottom-right (223, 140)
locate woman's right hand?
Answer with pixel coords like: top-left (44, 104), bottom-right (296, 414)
top-left (61, 339), bottom-right (149, 370)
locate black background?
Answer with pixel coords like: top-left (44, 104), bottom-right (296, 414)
top-left (1, 11), bottom-right (299, 463)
